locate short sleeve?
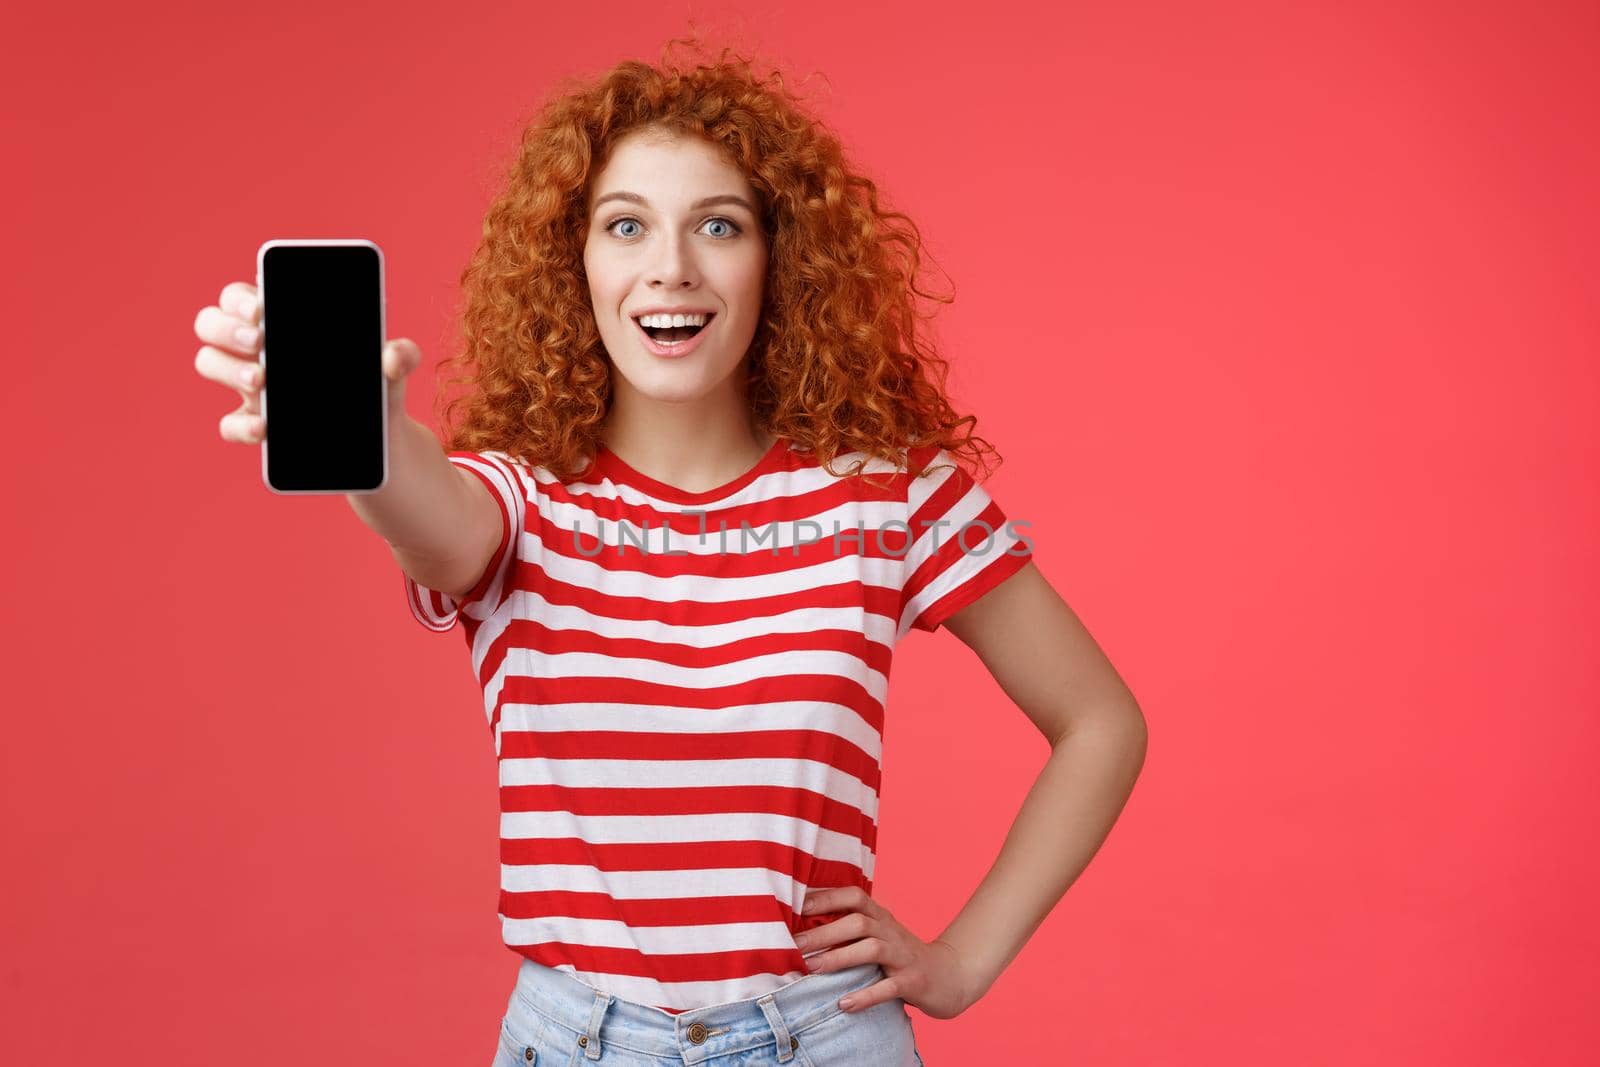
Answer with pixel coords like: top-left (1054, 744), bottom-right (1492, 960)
top-left (403, 450), bottom-right (528, 633)
top-left (898, 447), bottom-right (1033, 636)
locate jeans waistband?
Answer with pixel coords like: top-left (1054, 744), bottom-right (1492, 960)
top-left (509, 957), bottom-right (887, 1063)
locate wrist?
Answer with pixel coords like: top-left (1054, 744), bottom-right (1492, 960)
top-left (933, 936), bottom-right (992, 1011)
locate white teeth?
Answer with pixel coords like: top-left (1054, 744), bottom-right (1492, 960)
top-left (637, 312), bottom-right (710, 328)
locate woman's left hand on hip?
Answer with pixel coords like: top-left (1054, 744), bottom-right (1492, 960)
top-left (793, 885), bottom-right (978, 1020)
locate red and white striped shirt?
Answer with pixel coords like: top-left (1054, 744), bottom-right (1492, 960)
top-left (403, 435), bottom-right (1032, 1013)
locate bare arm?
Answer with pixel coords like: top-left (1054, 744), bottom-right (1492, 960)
top-left (936, 561), bottom-right (1148, 1003)
top-left (787, 561), bottom-right (1147, 1020)
top-left (195, 286), bottom-right (501, 602)
top-left (347, 413), bottom-right (503, 600)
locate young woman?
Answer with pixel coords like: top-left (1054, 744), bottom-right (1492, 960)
top-left (196, 39), bottom-right (1145, 1067)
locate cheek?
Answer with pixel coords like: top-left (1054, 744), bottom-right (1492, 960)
top-left (741, 261), bottom-right (768, 305)
top-left (583, 248), bottom-right (622, 289)
top-left (586, 279), bottom-right (626, 319)
top-left (713, 265), bottom-right (765, 310)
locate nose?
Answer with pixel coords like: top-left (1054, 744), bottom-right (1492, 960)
top-left (645, 231), bottom-right (700, 288)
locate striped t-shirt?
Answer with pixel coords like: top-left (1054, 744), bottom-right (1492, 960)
top-left (402, 435), bottom-right (1032, 1014)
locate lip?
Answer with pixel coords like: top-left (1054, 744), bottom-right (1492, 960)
top-left (631, 306), bottom-right (717, 317)
top-left (631, 311), bottom-right (716, 359)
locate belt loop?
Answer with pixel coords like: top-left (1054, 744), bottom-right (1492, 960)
top-left (582, 988), bottom-right (612, 1060)
top-left (756, 993), bottom-right (796, 1063)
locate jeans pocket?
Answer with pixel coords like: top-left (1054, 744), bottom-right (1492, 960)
top-left (497, 1015), bottom-right (536, 1065)
top-left (504, 1004), bottom-right (589, 1067)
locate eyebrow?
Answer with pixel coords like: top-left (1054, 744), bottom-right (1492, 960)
top-left (592, 191), bottom-right (758, 215)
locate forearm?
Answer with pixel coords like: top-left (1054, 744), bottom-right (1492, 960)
top-left (935, 707), bottom-right (1147, 1003)
top-left (345, 413), bottom-right (471, 558)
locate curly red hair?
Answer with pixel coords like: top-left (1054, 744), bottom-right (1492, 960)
top-left (435, 35), bottom-right (1003, 489)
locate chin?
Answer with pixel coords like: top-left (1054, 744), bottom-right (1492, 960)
top-left (613, 363), bottom-right (726, 403)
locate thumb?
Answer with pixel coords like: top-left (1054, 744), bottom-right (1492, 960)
top-left (383, 338), bottom-right (421, 413)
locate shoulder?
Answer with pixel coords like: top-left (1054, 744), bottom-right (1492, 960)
top-left (902, 442), bottom-right (988, 483)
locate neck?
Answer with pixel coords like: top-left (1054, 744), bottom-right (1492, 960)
top-left (600, 391), bottom-right (772, 493)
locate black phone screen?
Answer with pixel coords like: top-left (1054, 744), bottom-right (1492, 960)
top-left (257, 240), bottom-right (387, 494)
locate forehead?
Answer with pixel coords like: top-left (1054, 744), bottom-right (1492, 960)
top-left (589, 132), bottom-right (754, 208)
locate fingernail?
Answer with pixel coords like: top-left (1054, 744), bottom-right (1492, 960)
top-left (239, 367), bottom-right (259, 388)
top-left (239, 296), bottom-right (257, 318)
top-left (236, 325), bottom-right (259, 347)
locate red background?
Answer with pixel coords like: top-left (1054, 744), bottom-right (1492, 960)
top-left (5, 1), bottom-right (1597, 1063)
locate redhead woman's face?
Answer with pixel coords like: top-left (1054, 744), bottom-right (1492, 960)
top-left (583, 129), bottom-right (768, 407)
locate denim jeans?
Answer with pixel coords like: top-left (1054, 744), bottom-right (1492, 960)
top-left (492, 957), bottom-right (926, 1066)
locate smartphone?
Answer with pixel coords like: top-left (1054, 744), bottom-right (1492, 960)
top-left (255, 239), bottom-right (387, 494)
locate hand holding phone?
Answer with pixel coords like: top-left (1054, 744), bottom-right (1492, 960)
top-left (192, 248), bottom-right (424, 487)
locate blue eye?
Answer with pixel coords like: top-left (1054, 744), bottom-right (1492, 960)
top-left (603, 216), bottom-right (743, 239)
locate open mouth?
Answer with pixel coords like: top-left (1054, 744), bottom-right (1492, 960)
top-left (633, 313), bottom-right (715, 344)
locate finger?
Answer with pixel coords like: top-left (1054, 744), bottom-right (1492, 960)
top-left (802, 888), bottom-right (840, 916)
top-left (221, 281), bottom-right (260, 324)
top-left (840, 886), bottom-right (880, 917)
top-left (219, 407), bottom-right (266, 444)
top-left (837, 973), bottom-right (902, 1014)
top-left (804, 940), bottom-right (856, 973)
top-left (195, 344), bottom-right (263, 397)
top-left (384, 337), bottom-right (420, 381)
top-left (804, 926), bottom-right (879, 974)
top-left (194, 304), bottom-right (260, 356)
top-left (811, 911), bottom-right (870, 948)
top-left (806, 885), bottom-right (873, 918)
